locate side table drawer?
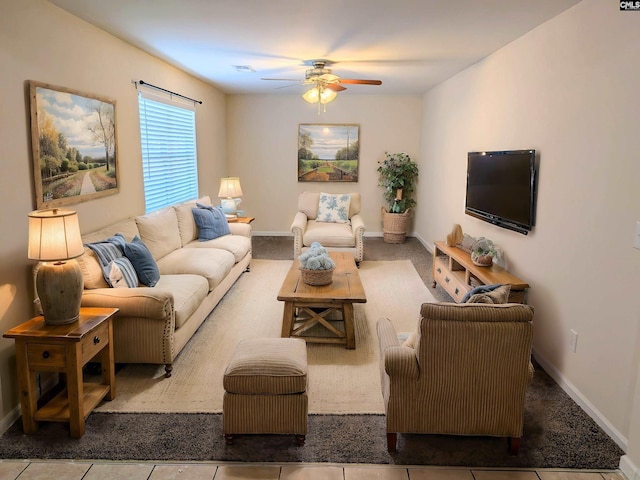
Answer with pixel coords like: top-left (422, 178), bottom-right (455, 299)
top-left (82, 322), bottom-right (109, 364)
top-left (27, 344), bottom-right (66, 369)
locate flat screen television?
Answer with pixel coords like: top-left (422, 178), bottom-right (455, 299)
top-left (465, 149), bottom-right (537, 235)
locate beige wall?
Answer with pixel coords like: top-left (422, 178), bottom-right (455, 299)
top-left (0, 0), bottom-right (226, 420)
top-left (226, 94), bottom-right (422, 234)
top-left (416, 0), bottom-right (640, 458)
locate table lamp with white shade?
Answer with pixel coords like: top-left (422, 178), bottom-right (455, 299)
top-left (218, 177), bottom-right (243, 218)
top-left (28, 208), bottom-right (85, 325)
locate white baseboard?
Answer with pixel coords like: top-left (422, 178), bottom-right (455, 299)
top-left (532, 349), bottom-right (627, 452)
top-left (251, 231), bottom-right (389, 237)
top-left (0, 405), bottom-right (21, 435)
top-left (251, 230), bottom-right (291, 236)
top-left (0, 372), bottom-right (59, 435)
top-left (620, 455), bottom-right (637, 480)
top-left (413, 232), bottom-right (433, 252)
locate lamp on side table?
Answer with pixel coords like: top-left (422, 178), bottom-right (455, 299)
top-left (28, 208), bottom-right (85, 325)
top-left (218, 177), bottom-right (243, 219)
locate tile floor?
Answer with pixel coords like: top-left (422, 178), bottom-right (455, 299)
top-left (0, 461), bottom-right (625, 480)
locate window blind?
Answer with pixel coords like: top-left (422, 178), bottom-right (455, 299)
top-left (138, 91), bottom-right (198, 213)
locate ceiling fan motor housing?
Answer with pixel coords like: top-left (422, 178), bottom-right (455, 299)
top-left (305, 61), bottom-right (332, 80)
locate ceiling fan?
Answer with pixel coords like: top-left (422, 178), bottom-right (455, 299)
top-left (261, 60), bottom-right (382, 113)
top-left (261, 60), bottom-right (382, 92)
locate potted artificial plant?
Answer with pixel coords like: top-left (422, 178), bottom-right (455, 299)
top-left (298, 242), bottom-right (336, 285)
top-left (377, 152), bottom-right (419, 243)
top-left (470, 237), bottom-right (498, 267)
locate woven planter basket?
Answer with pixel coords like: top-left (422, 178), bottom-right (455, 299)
top-left (382, 208), bottom-right (411, 244)
top-left (300, 267), bottom-right (334, 286)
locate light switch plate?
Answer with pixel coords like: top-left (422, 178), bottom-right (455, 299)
top-left (635, 222), bottom-right (640, 250)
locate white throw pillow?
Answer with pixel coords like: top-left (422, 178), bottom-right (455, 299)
top-left (316, 193), bottom-right (351, 223)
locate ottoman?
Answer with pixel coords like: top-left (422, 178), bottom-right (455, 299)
top-left (222, 337), bottom-right (308, 445)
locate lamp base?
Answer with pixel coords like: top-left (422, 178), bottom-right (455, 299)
top-left (36, 260), bottom-right (84, 325)
top-left (220, 198), bottom-right (237, 216)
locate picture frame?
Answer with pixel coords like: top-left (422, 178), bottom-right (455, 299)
top-left (28, 81), bottom-right (119, 209)
top-left (298, 124), bottom-right (359, 182)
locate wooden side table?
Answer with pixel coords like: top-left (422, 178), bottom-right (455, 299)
top-left (227, 216), bottom-right (255, 224)
top-left (3, 307), bottom-right (118, 438)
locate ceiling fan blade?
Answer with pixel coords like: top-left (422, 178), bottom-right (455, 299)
top-left (326, 83), bottom-right (347, 92)
top-left (338, 79), bottom-right (382, 85)
top-left (260, 78), bottom-right (301, 81)
top-left (274, 83), bottom-right (304, 89)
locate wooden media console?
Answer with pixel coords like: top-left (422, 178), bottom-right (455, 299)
top-left (432, 241), bottom-right (529, 303)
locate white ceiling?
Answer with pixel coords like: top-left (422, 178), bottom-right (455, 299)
top-left (49, 0), bottom-right (581, 96)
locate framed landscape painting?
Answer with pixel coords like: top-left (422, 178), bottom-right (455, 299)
top-left (29, 81), bottom-right (119, 209)
top-left (298, 124), bottom-right (359, 182)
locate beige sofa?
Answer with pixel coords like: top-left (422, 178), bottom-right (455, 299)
top-left (76, 196), bottom-right (251, 377)
top-left (290, 192), bottom-right (365, 263)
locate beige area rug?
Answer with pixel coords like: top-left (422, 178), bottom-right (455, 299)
top-left (95, 259), bottom-right (436, 415)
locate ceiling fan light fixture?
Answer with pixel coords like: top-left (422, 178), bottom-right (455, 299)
top-left (302, 84), bottom-right (337, 105)
top-left (302, 86), bottom-right (320, 103)
top-left (320, 87), bottom-right (337, 104)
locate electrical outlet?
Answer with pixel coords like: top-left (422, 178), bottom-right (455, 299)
top-left (634, 222), bottom-right (640, 250)
top-left (569, 329), bottom-right (578, 353)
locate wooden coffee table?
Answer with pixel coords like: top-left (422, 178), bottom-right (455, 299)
top-left (278, 252), bottom-right (366, 349)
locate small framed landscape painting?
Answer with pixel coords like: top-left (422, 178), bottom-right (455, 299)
top-left (298, 124), bottom-right (359, 182)
top-left (29, 81), bottom-right (119, 209)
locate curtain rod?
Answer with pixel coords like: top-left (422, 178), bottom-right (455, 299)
top-left (137, 80), bottom-right (203, 105)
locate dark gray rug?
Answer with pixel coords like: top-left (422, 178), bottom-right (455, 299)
top-left (0, 361), bottom-right (623, 468)
top-left (0, 238), bottom-right (623, 467)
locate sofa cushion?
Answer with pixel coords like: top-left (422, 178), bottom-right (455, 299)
top-left (123, 236), bottom-right (160, 287)
top-left (81, 218), bottom-right (139, 245)
top-left (156, 248), bottom-right (235, 291)
top-left (317, 193), bottom-right (351, 223)
top-left (192, 204), bottom-right (230, 240)
top-left (223, 338), bottom-right (307, 395)
top-left (77, 248), bottom-right (110, 289)
top-left (135, 207), bottom-right (182, 261)
top-left (303, 220), bottom-right (355, 248)
top-left (154, 274), bottom-right (209, 329)
top-left (184, 234), bottom-right (251, 263)
top-left (173, 196), bottom-right (213, 246)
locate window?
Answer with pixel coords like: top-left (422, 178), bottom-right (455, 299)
top-left (138, 91), bottom-right (198, 213)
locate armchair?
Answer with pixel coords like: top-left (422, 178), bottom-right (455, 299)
top-left (290, 192), bottom-right (365, 263)
top-left (377, 302), bottom-right (534, 454)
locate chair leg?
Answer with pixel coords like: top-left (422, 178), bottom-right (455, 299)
top-left (508, 437), bottom-right (520, 455)
top-left (386, 432), bottom-right (397, 453)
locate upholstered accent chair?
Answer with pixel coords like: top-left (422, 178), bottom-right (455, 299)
top-left (377, 302), bottom-right (534, 454)
top-left (290, 192), bottom-right (365, 264)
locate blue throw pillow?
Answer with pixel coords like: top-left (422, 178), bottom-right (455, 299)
top-left (461, 284), bottom-right (503, 303)
top-left (192, 205), bottom-right (230, 241)
top-left (123, 236), bottom-right (160, 287)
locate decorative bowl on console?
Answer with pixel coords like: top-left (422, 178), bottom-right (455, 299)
top-left (470, 238), bottom-right (497, 267)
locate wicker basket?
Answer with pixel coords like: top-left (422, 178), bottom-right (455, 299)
top-left (300, 267), bottom-right (334, 286)
top-left (382, 208), bottom-right (412, 244)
